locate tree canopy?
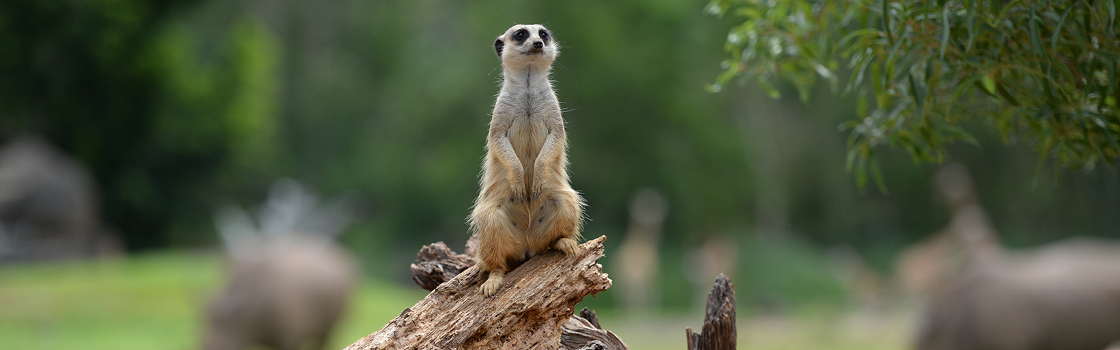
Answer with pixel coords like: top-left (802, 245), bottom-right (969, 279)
top-left (709, 0), bottom-right (1120, 189)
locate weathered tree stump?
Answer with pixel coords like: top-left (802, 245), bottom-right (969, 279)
top-left (407, 236), bottom-right (628, 349)
top-left (560, 308), bottom-right (629, 350)
top-left (410, 241), bottom-right (475, 290)
top-left (686, 273), bottom-right (736, 350)
top-left (410, 235), bottom-right (482, 291)
top-left (346, 236), bottom-right (612, 349)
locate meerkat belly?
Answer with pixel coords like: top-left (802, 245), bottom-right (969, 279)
top-left (509, 115), bottom-right (547, 174)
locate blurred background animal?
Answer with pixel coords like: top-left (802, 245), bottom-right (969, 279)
top-left (614, 188), bottom-right (668, 314)
top-left (203, 179), bottom-right (358, 350)
top-left (895, 163), bottom-right (1001, 299)
top-left (0, 135), bottom-right (119, 262)
top-left (905, 164), bottom-right (1120, 350)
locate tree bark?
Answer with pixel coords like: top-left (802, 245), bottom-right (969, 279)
top-left (410, 241), bottom-right (475, 291)
top-left (560, 308), bottom-right (629, 350)
top-left (410, 235), bottom-right (480, 291)
top-left (686, 273), bottom-right (736, 350)
top-left (345, 236), bottom-right (612, 350)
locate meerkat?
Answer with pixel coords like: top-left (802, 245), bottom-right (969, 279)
top-left (469, 24), bottom-right (585, 297)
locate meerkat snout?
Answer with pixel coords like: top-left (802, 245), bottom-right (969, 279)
top-left (532, 41), bottom-right (543, 49)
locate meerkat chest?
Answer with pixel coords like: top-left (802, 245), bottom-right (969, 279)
top-left (502, 87), bottom-right (552, 159)
top-left (508, 111), bottom-right (547, 160)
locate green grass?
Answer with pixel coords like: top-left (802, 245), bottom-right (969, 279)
top-left (0, 251), bottom-right (910, 350)
top-left (0, 251), bottom-right (425, 350)
top-left (587, 310), bottom-right (910, 350)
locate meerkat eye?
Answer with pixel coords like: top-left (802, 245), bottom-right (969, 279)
top-left (513, 29), bottom-right (528, 42)
top-left (539, 30), bottom-right (549, 41)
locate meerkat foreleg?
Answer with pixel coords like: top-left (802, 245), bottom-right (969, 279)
top-left (489, 115), bottom-right (528, 202)
top-left (495, 137), bottom-right (527, 202)
top-left (530, 127), bottom-right (565, 200)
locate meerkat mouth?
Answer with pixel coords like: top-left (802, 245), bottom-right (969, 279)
top-left (525, 48), bottom-right (544, 55)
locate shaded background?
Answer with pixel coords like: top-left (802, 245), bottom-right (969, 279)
top-left (1, 0), bottom-right (1118, 349)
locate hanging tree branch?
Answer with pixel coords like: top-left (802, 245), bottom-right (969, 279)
top-left (709, 0), bottom-right (1120, 186)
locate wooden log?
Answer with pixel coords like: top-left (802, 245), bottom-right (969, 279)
top-left (560, 308), bottom-right (630, 350)
top-left (409, 236), bottom-right (628, 349)
top-left (686, 274), bottom-right (736, 350)
top-left (410, 241), bottom-right (475, 291)
top-left (410, 234), bottom-right (483, 291)
top-left (346, 236), bottom-right (612, 350)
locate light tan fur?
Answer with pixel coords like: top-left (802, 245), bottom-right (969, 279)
top-left (469, 24), bottom-right (584, 297)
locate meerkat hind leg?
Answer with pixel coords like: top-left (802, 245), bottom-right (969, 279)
top-left (481, 270), bottom-right (505, 296)
top-left (533, 189), bottom-right (583, 255)
top-left (553, 237), bottom-right (578, 255)
top-left (472, 196), bottom-right (525, 297)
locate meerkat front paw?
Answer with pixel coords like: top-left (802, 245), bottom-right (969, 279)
top-left (530, 181), bottom-right (544, 200)
top-left (480, 270), bottom-right (505, 297)
top-left (529, 169), bottom-right (548, 200)
top-left (553, 237), bottom-right (578, 255)
top-left (509, 182), bottom-right (527, 203)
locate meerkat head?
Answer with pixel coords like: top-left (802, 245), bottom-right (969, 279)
top-left (494, 24), bottom-right (558, 70)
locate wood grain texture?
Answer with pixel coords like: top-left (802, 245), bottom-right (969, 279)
top-left (410, 241), bottom-right (475, 291)
top-left (346, 236), bottom-right (611, 350)
top-left (560, 308), bottom-right (629, 350)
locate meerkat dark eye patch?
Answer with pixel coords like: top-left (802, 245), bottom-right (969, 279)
top-left (513, 29), bottom-right (528, 43)
top-left (494, 38), bottom-right (504, 57)
top-left (539, 30), bottom-right (550, 42)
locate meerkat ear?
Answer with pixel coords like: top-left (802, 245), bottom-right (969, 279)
top-left (494, 37), bottom-right (504, 58)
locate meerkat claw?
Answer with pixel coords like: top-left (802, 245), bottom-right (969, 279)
top-left (553, 238), bottom-right (578, 255)
top-left (481, 271), bottom-right (505, 297)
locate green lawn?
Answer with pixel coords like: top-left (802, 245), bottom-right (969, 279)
top-left (0, 251), bottom-right (425, 350)
top-left (595, 311), bottom-right (910, 350)
top-left (0, 251), bottom-right (910, 350)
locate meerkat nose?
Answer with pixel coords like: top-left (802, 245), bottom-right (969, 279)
top-left (532, 41), bottom-right (543, 48)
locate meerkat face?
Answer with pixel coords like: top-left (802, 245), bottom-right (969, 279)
top-left (494, 24), bottom-right (558, 69)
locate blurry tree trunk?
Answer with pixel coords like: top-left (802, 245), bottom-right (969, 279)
top-left (345, 236), bottom-right (612, 350)
top-left (686, 274), bottom-right (736, 350)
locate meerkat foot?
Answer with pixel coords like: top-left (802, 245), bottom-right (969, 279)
top-left (480, 270), bottom-right (506, 297)
top-left (553, 237), bottom-right (578, 255)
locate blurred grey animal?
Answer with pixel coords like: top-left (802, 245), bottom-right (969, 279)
top-left (913, 164), bottom-right (1120, 350)
top-left (896, 163), bottom-right (1000, 297)
top-left (614, 188), bottom-right (668, 313)
top-left (204, 179), bottom-right (358, 350)
top-left (0, 135), bottom-right (119, 261)
top-left (917, 255), bottom-right (1120, 350)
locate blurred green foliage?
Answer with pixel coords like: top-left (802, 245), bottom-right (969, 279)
top-left (709, 0), bottom-right (1120, 187)
top-left (0, 0), bottom-right (281, 249)
top-left (1, 0), bottom-right (1118, 312)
